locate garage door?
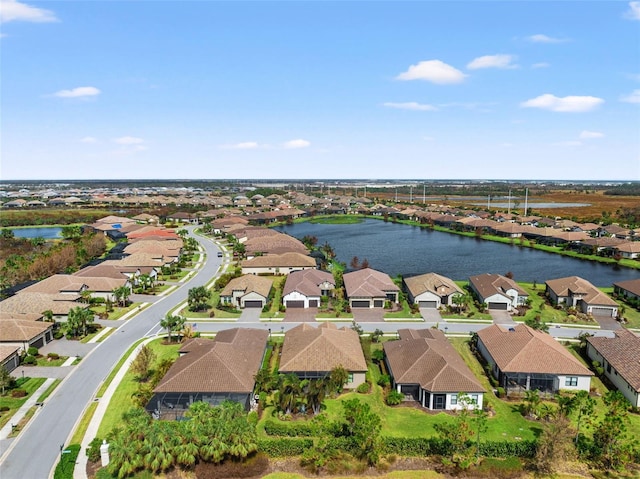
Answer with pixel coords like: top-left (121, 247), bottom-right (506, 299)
top-left (286, 300), bottom-right (304, 308)
top-left (309, 300), bottom-right (318, 308)
top-left (488, 302), bottom-right (508, 310)
top-left (244, 300), bottom-right (263, 308)
top-left (352, 300), bottom-right (370, 308)
top-left (419, 301), bottom-right (438, 308)
top-left (591, 307), bottom-right (614, 317)
top-left (373, 300), bottom-right (384, 308)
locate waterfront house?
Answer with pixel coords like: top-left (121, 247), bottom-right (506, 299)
top-left (403, 272), bottom-right (463, 309)
top-left (343, 267), bottom-right (400, 309)
top-left (241, 252), bottom-right (316, 275)
top-left (468, 273), bottom-right (528, 311)
top-left (545, 276), bottom-right (618, 318)
top-left (282, 269), bottom-right (335, 308)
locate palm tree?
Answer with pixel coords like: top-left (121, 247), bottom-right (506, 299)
top-left (329, 365), bottom-right (349, 394)
top-left (305, 378), bottom-right (328, 415)
top-left (160, 314), bottom-right (184, 343)
top-left (278, 374), bottom-right (302, 414)
top-left (523, 389), bottom-right (541, 417)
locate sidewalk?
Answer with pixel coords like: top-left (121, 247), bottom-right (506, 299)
top-left (73, 337), bottom-right (157, 479)
top-left (0, 378), bottom-right (55, 440)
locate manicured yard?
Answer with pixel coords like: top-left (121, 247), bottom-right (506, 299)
top-left (0, 377), bottom-right (46, 429)
top-left (262, 276), bottom-right (287, 318)
top-left (35, 355), bottom-right (69, 366)
top-left (96, 340), bottom-right (181, 437)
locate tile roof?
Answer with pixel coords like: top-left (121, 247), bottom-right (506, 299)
top-left (587, 329), bottom-right (640, 391)
top-left (154, 328), bottom-right (268, 394)
top-left (0, 345), bottom-right (20, 363)
top-left (220, 274), bottom-right (273, 298)
top-left (343, 268), bottom-right (399, 299)
top-left (404, 272), bottom-right (463, 299)
top-left (545, 276), bottom-right (618, 307)
top-left (283, 269), bottom-right (335, 297)
top-left (477, 324), bottom-right (593, 376)
top-left (384, 328), bottom-right (484, 393)
top-left (19, 274), bottom-right (127, 294)
top-left (244, 234), bottom-right (309, 255)
top-left (279, 323), bottom-right (367, 374)
top-left (73, 265), bottom-right (131, 279)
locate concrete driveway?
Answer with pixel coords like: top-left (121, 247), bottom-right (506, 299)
top-left (238, 308), bottom-right (262, 323)
top-left (284, 308), bottom-right (318, 322)
top-left (592, 315), bottom-right (622, 330)
top-left (420, 308), bottom-right (443, 322)
top-left (352, 308), bottom-right (385, 322)
top-left (489, 310), bottom-right (515, 325)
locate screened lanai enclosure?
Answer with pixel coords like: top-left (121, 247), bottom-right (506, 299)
top-left (502, 372), bottom-right (557, 396)
top-left (146, 391), bottom-right (252, 420)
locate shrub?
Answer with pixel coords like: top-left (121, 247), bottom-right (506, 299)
top-left (356, 382), bottom-right (370, 394)
top-left (53, 444), bottom-right (80, 479)
top-left (86, 437), bottom-right (102, 463)
top-left (257, 438), bottom-right (313, 456)
top-left (53, 331), bottom-right (63, 340)
top-left (47, 353), bottom-right (60, 360)
top-left (27, 347), bottom-right (39, 357)
top-left (496, 387), bottom-right (505, 398)
top-left (22, 355), bottom-right (36, 365)
top-left (386, 390), bottom-right (404, 406)
top-left (0, 406), bottom-right (11, 412)
top-left (11, 389), bottom-right (27, 398)
top-left (263, 419), bottom-right (317, 437)
top-left (377, 374), bottom-right (391, 388)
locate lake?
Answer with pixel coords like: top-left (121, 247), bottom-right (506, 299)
top-left (10, 227), bottom-right (63, 239)
top-left (276, 219), bottom-right (639, 287)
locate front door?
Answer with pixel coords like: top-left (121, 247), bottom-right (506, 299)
top-left (434, 394), bottom-right (446, 410)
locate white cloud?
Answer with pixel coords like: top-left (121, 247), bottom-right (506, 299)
top-left (383, 102), bottom-right (437, 111)
top-left (531, 62), bottom-right (550, 69)
top-left (579, 130), bottom-right (604, 139)
top-left (526, 34), bottom-right (568, 43)
top-left (283, 139), bottom-right (310, 149)
top-left (521, 94), bottom-right (604, 112)
top-left (0, 0), bottom-right (58, 23)
top-left (54, 86), bottom-right (100, 98)
top-left (467, 54), bottom-right (518, 70)
top-left (396, 60), bottom-right (466, 84)
top-left (79, 136), bottom-right (97, 143)
top-left (624, 1), bottom-right (640, 20)
top-left (620, 89), bottom-right (640, 103)
top-left (113, 136), bottom-right (144, 145)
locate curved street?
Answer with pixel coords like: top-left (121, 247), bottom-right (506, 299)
top-left (0, 229), bottom-right (223, 479)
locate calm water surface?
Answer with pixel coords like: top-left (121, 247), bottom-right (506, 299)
top-left (276, 219), bottom-right (639, 287)
top-left (10, 227), bottom-right (62, 239)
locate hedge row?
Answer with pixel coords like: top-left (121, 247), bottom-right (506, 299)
top-left (263, 419), bottom-right (317, 437)
top-left (380, 437), bottom-right (536, 459)
top-left (257, 438), bottom-right (313, 457)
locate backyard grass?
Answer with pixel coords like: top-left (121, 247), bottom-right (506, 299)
top-left (308, 215), bottom-right (365, 225)
top-left (600, 286), bottom-right (640, 329)
top-left (96, 340), bottom-right (181, 437)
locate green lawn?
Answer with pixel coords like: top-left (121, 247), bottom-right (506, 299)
top-left (308, 215), bottom-right (365, 225)
top-left (384, 300), bottom-right (422, 319)
top-left (0, 378), bottom-right (47, 429)
top-left (35, 356), bottom-right (69, 366)
top-left (262, 276), bottom-right (287, 318)
top-left (97, 340), bottom-right (181, 438)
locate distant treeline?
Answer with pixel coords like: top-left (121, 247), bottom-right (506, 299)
top-left (603, 183), bottom-right (640, 196)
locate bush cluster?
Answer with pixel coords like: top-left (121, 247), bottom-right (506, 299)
top-left (257, 438), bottom-right (313, 456)
top-left (378, 437), bottom-right (536, 459)
top-left (263, 419), bottom-right (317, 437)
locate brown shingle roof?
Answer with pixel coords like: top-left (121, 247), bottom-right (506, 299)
top-left (279, 323), bottom-right (367, 374)
top-left (477, 324), bottom-right (593, 376)
top-left (243, 234), bottom-right (308, 255)
top-left (343, 268), bottom-right (399, 299)
top-left (0, 293), bottom-right (84, 316)
top-left (384, 329), bottom-right (484, 393)
top-left (614, 278), bottom-right (640, 297)
top-left (469, 273), bottom-right (528, 301)
top-left (0, 318), bottom-right (53, 342)
top-left (587, 329), bottom-right (640, 391)
top-left (154, 328), bottom-right (268, 394)
top-left (404, 273), bottom-right (463, 299)
top-left (283, 269), bottom-right (335, 297)
top-left (220, 275), bottom-right (273, 298)
top-left (545, 276), bottom-right (618, 307)
top-left (19, 274), bottom-right (127, 294)
top-left (241, 252), bottom-right (316, 269)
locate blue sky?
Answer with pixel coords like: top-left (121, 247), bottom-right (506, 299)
top-left (1, 0), bottom-right (639, 181)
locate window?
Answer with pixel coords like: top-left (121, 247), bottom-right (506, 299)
top-left (450, 394), bottom-right (458, 405)
top-left (348, 373), bottom-right (354, 384)
top-left (470, 394), bottom-right (479, 405)
top-left (565, 377), bottom-right (578, 387)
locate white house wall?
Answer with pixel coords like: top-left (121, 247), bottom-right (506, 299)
top-left (556, 374), bottom-right (591, 392)
top-left (587, 344), bottom-right (640, 407)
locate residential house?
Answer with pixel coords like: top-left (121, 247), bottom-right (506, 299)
top-left (219, 275), bottom-right (273, 309)
top-left (147, 328), bottom-right (269, 415)
top-left (0, 316), bottom-right (55, 352)
top-left (384, 329), bottom-right (485, 410)
top-left (243, 233), bottom-right (308, 257)
top-left (279, 322), bottom-right (367, 389)
top-left (545, 276), bottom-right (618, 318)
top-left (403, 272), bottom-right (463, 309)
top-left (0, 346), bottom-right (21, 372)
top-left (18, 274), bottom-right (129, 301)
top-left (614, 242), bottom-right (640, 259)
top-left (476, 324), bottom-right (593, 395)
top-left (613, 278), bottom-right (640, 301)
top-left (343, 268), bottom-right (400, 309)
top-left (282, 269), bottom-right (335, 308)
top-left (241, 252), bottom-right (316, 275)
top-left (468, 273), bottom-right (528, 311)
top-left (0, 292), bottom-right (86, 320)
top-left (586, 329), bottom-right (640, 407)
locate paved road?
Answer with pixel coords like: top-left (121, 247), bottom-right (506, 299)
top-left (0, 228), bottom-right (223, 479)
